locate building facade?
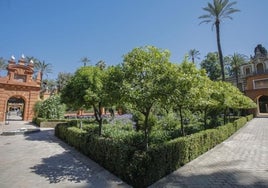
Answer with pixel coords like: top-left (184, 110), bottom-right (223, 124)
top-left (0, 56), bottom-right (41, 121)
top-left (229, 45), bottom-right (268, 116)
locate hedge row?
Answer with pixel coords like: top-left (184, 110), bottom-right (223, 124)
top-left (33, 117), bottom-right (68, 126)
top-left (55, 123), bottom-right (137, 181)
top-left (55, 115), bottom-right (253, 188)
top-left (32, 117), bottom-right (89, 127)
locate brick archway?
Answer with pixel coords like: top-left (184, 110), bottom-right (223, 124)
top-left (257, 95), bottom-right (268, 114)
top-left (0, 57), bottom-right (41, 122)
top-left (6, 95), bottom-right (26, 120)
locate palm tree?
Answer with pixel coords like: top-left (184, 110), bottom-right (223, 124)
top-left (188, 49), bottom-right (200, 64)
top-left (199, 0), bottom-right (239, 81)
top-left (25, 56), bottom-right (39, 64)
top-left (56, 72), bottom-right (73, 92)
top-left (80, 57), bottom-right (90, 67)
top-left (229, 53), bottom-right (247, 87)
top-left (34, 60), bottom-right (52, 81)
top-left (96, 60), bottom-right (106, 70)
top-left (0, 57), bottom-right (7, 76)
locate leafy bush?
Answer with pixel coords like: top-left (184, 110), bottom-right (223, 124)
top-left (156, 111), bottom-right (179, 131)
top-left (33, 101), bottom-right (43, 118)
top-left (32, 117), bottom-right (45, 126)
top-left (34, 95), bottom-right (66, 119)
top-left (149, 130), bottom-right (171, 145)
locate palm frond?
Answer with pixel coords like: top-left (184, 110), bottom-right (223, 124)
top-left (199, 0), bottom-right (239, 24)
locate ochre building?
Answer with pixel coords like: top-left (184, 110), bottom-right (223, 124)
top-left (0, 57), bottom-right (41, 121)
top-left (227, 45), bottom-right (268, 116)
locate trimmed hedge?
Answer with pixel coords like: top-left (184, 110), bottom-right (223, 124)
top-left (55, 115), bottom-right (253, 188)
top-left (33, 117), bottom-right (68, 126)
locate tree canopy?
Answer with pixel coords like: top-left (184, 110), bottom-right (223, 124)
top-left (59, 45), bottom-right (257, 144)
top-left (120, 46), bottom-right (173, 148)
top-left (61, 66), bottom-right (106, 135)
top-left (200, 52), bottom-right (221, 80)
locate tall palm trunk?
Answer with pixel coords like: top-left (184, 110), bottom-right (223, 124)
top-left (40, 72), bottom-right (43, 82)
top-left (235, 69), bottom-right (239, 87)
top-left (215, 20), bottom-right (225, 81)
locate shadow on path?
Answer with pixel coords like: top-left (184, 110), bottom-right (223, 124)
top-left (24, 129), bottom-right (56, 143)
top-left (23, 129), bottom-right (129, 187)
top-left (29, 150), bottom-right (112, 185)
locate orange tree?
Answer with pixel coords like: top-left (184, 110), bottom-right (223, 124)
top-left (61, 66), bottom-right (106, 136)
top-left (120, 46), bottom-right (173, 149)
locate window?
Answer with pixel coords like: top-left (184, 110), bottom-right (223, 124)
top-left (256, 63), bottom-right (264, 74)
top-left (245, 67), bottom-right (251, 75)
top-left (254, 78), bottom-right (268, 89)
top-left (14, 74), bottom-right (26, 82)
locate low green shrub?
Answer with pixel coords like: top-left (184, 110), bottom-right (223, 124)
top-left (246, 114), bottom-right (253, 121)
top-left (32, 117), bottom-right (68, 127)
top-left (233, 116), bottom-right (247, 130)
top-left (32, 117), bottom-right (46, 126)
top-left (149, 130), bottom-right (174, 145)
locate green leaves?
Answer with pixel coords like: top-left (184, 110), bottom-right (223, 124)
top-left (35, 95), bottom-right (66, 119)
top-left (214, 81), bottom-right (256, 109)
top-left (121, 46), bottom-right (172, 113)
top-left (61, 45), bottom-right (256, 138)
top-left (61, 66), bottom-right (105, 109)
top-left (199, 0), bottom-right (239, 25)
top-left (200, 52), bottom-right (221, 81)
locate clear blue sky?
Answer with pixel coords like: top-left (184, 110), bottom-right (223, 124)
top-left (1, 0), bottom-right (268, 79)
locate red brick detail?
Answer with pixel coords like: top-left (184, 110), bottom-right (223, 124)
top-left (0, 59), bottom-right (41, 121)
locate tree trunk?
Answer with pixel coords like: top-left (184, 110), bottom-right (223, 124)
top-left (143, 107), bottom-right (151, 150)
top-left (179, 107), bottom-right (185, 136)
top-left (203, 107), bottom-right (208, 129)
top-left (98, 118), bottom-right (103, 136)
top-left (215, 20), bottom-right (225, 81)
top-left (235, 69), bottom-right (239, 88)
top-left (223, 108), bottom-right (228, 125)
top-left (93, 103), bottom-right (103, 136)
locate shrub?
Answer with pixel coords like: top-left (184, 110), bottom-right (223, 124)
top-left (156, 111), bottom-right (179, 131)
top-left (246, 114), bottom-right (253, 121)
top-left (34, 95), bottom-right (66, 119)
top-left (149, 130), bottom-right (174, 145)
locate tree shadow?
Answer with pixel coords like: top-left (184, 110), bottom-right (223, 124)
top-left (30, 151), bottom-right (93, 184)
top-left (29, 150), bottom-right (128, 187)
top-left (24, 129), bottom-right (56, 143)
top-left (24, 129), bottom-right (130, 187)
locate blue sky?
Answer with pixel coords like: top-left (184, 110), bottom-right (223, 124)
top-left (1, 0), bottom-right (268, 79)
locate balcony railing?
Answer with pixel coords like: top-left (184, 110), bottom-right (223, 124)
top-left (241, 69), bottom-right (268, 77)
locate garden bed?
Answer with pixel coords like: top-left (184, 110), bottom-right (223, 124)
top-left (55, 114), bottom-right (253, 188)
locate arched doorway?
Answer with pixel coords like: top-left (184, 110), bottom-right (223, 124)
top-left (256, 63), bottom-right (264, 74)
top-left (258, 95), bottom-right (268, 113)
top-left (6, 96), bottom-right (25, 121)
